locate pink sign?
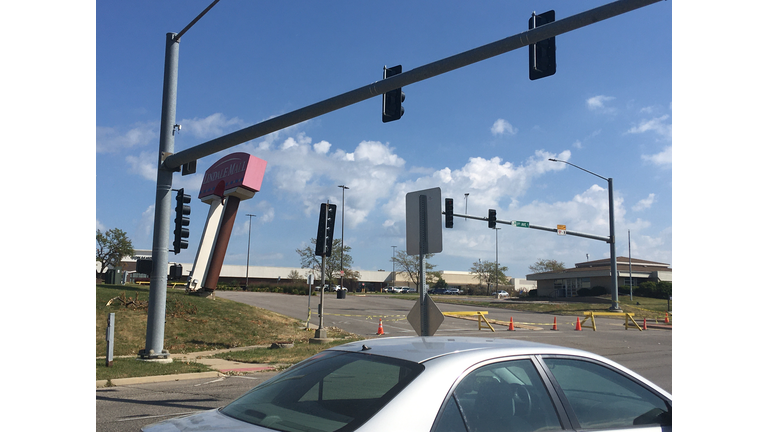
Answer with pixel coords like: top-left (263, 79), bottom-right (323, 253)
top-left (199, 152), bottom-right (267, 200)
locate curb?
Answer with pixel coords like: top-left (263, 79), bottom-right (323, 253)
top-left (97, 371), bottom-right (223, 388)
top-left (97, 345), bottom-right (281, 388)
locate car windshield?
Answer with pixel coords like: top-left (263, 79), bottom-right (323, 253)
top-left (220, 350), bottom-right (424, 432)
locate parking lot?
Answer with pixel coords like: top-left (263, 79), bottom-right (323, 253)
top-left (217, 291), bottom-right (671, 392)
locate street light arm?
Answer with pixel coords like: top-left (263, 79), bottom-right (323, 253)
top-left (548, 158), bottom-right (609, 182)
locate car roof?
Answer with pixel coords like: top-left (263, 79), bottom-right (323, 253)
top-left (328, 336), bottom-right (593, 364)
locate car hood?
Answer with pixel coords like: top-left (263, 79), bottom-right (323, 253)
top-left (141, 408), bottom-right (269, 432)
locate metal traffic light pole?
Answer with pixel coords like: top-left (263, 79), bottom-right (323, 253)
top-left (141, 1), bottom-right (220, 361)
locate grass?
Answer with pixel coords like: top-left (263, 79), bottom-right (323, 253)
top-left (96, 357), bottom-right (213, 382)
top-left (96, 284), bottom-right (361, 380)
top-left (212, 332), bottom-right (364, 366)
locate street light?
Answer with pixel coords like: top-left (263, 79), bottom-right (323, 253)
top-left (338, 185), bottom-right (349, 292)
top-left (391, 246), bottom-right (397, 288)
top-left (464, 193), bottom-right (469, 220)
top-left (549, 158), bottom-right (620, 311)
top-left (495, 227), bottom-right (501, 293)
top-left (245, 213), bottom-right (256, 291)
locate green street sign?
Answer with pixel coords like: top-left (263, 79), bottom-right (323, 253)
top-left (515, 221), bottom-right (529, 228)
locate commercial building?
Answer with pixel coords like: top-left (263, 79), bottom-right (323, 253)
top-left (525, 257), bottom-right (672, 298)
top-left (102, 249), bottom-right (536, 293)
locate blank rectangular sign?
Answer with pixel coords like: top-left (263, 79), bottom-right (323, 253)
top-left (406, 187), bottom-right (442, 255)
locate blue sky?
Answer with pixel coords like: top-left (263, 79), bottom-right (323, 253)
top-left (95, 0), bottom-right (673, 278)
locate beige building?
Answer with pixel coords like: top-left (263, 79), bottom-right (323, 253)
top-left (526, 257), bottom-right (672, 298)
top-left (104, 249), bottom-right (536, 294)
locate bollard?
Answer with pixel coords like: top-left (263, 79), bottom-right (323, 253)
top-left (106, 313), bottom-right (115, 367)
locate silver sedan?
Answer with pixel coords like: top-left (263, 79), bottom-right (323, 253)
top-left (142, 336), bottom-right (671, 432)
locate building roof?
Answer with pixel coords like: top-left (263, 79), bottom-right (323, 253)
top-left (526, 257), bottom-right (672, 280)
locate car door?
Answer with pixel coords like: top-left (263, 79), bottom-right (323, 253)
top-left (431, 355), bottom-right (671, 432)
top-left (431, 357), bottom-right (569, 432)
top-left (538, 356), bottom-right (671, 432)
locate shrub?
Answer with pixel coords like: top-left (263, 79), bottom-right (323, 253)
top-left (528, 289), bottom-right (538, 297)
top-left (590, 286), bottom-right (607, 296)
top-left (577, 288), bottom-right (591, 297)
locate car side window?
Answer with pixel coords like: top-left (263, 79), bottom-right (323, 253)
top-left (543, 358), bottom-right (671, 429)
top-left (433, 359), bottom-right (563, 432)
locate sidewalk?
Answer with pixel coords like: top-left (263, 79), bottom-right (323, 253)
top-left (96, 345), bottom-right (281, 388)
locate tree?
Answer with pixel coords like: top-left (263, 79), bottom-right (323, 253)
top-left (470, 259), bottom-right (509, 293)
top-left (392, 250), bottom-right (437, 288)
top-left (528, 258), bottom-right (566, 274)
top-left (287, 269), bottom-right (303, 283)
top-left (296, 238), bottom-right (360, 286)
top-left (96, 228), bottom-right (134, 279)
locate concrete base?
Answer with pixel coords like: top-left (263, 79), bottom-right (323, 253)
top-left (137, 356), bottom-right (174, 364)
top-left (310, 328), bottom-right (332, 344)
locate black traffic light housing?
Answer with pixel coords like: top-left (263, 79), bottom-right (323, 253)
top-left (314, 203), bottom-right (337, 257)
top-left (173, 188), bottom-right (191, 254)
top-left (488, 209), bottom-right (497, 229)
top-left (529, 10), bottom-right (556, 80)
top-left (382, 65), bottom-right (405, 122)
top-left (445, 198), bottom-right (454, 229)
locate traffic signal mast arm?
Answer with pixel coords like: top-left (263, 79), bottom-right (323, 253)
top-left (162, 0), bottom-right (664, 171)
top-left (443, 210), bottom-right (611, 243)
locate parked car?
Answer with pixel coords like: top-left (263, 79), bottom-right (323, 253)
top-left (445, 288), bottom-right (462, 295)
top-left (492, 290), bottom-right (509, 297)
top-left (403, 287), bottom-right (417, 293)
top-left (142, 336), bottom-right (672, 432)
top-left (428, 288), bottom-right (448, 295)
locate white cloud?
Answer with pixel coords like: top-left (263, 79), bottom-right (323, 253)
top-left (586, 95), bottom-right (616, 112)
top-left (642, 146), bottom-right (672, 167)
top-left (179, 113), bottom-right (246, 139)
top-left (314, 140), bottom-right (331, 154)
top-left (632, 193), bottom-right (656, 211)
top-left (491, 119), bottom-right (518, 136)
top-left (627, 114), bottom-right (671, 140)
top-left (125, 151), bottom-right (157, 181)
top-left (97, 122), bottom-right (157, 153)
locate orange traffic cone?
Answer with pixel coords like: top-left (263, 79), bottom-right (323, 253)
top-left (508, 317), bottom-right (515, 331)
top-left (551, 317), bottom-right (558, 331)
top-left (664, 312), bottom-right (670, 324)
top-left (643, 318), bottom-right (648, 330)
top-left (377, 318), bottom-right (385, 335)
top-left (575, 317), bottom-right (582, 331)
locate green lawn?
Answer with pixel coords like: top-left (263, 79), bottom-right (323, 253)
top-left (96, 284), bottom-right (361, 380)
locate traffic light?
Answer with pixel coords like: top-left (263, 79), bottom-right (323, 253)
top-left (488, 209), bottom-right (497, 229)
top-left (382, 65), bottom-right (405, 122)
top-left (528, 10), bottom-right (556, 80)
top-left (173, 188), bottom-right (191, 254)
top-left (314, 203), bottom-right (337, 257)
top-left (445, 198), bottom-right (454, 229)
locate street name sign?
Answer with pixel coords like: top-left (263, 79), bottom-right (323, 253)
top-left (514, 221), bottom-right (529, 228)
